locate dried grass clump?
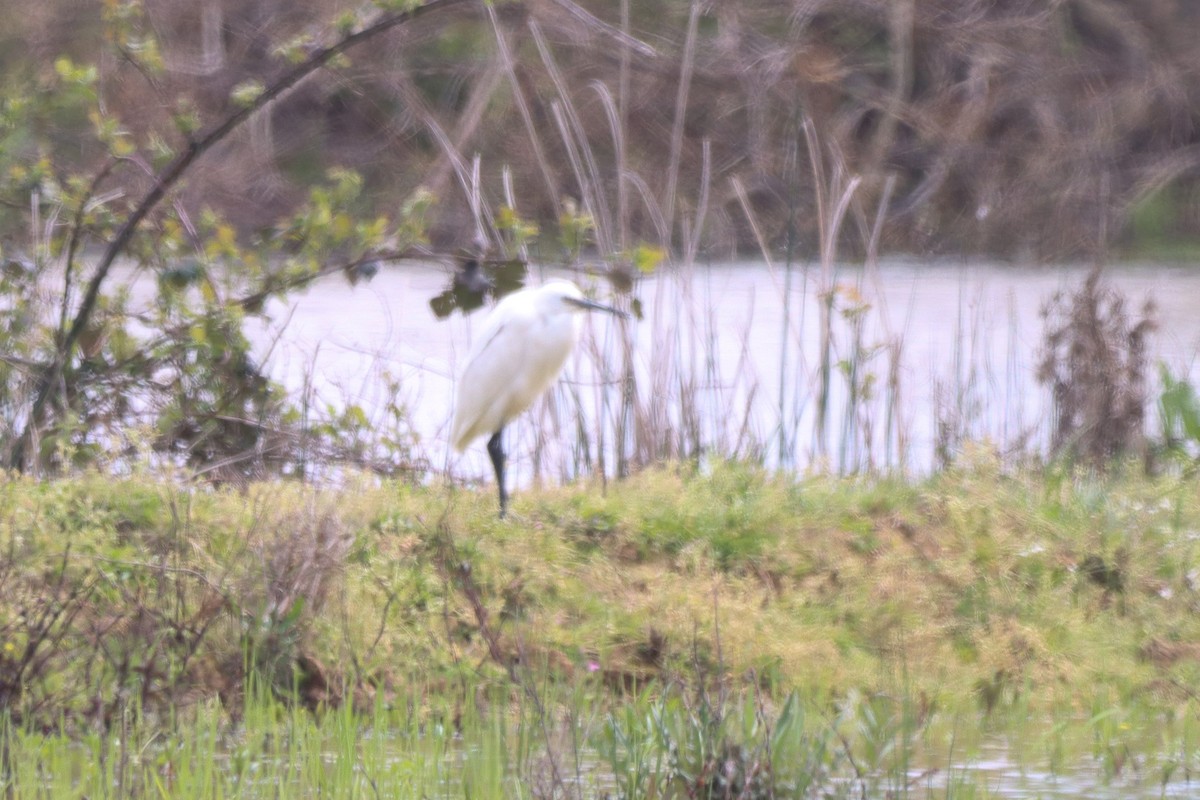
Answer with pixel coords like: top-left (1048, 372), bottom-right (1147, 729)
top-left (240, 497), bottom-right (355, 704)
top-left (1037, 268), bottom-right (1156, 467)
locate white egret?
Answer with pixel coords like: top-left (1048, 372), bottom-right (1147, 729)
top-left (451, 279), bottom-right (626, 517)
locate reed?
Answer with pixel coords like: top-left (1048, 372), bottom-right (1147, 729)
top-left (413, 19), bottom-right (1183, 488)
top-left (457, 15), bottom-right (929, 483)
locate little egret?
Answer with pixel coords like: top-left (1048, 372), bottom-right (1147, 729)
top-left (451, 280), bottom-right (626, 517)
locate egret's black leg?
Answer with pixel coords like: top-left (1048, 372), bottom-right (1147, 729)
top-left (487, 429), bottom-right (508, 517)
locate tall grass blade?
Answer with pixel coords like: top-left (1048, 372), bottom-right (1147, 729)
top-left (485, 4), bottom-right (561, 211)
top-left (663, 0), bottom-right (702, 246)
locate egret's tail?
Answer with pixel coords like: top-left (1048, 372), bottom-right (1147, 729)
top-left (450, 412), bottom-right (474, 452)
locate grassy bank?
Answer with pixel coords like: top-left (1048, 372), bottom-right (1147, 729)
top-left (2, 457), bottom-right (1200, 795)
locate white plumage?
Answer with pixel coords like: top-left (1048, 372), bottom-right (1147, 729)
top-left (451, 279), bottom-right (624, 516)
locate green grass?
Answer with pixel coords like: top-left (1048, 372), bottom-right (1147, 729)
top-left (1, 684), bottom-right (522, 798)
top-left (2, 458), bottom-right (1200, 796)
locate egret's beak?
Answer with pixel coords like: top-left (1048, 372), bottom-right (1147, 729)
top-left (565, 296), bottom-right (629, 319)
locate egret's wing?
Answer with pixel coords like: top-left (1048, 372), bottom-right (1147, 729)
top-left (450, 287), bottom-right (580, 451)
top-left (450, 309), bottom-right (535, 450)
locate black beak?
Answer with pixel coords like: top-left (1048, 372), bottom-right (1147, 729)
top-left (565, 296), bottom-right (629, 318)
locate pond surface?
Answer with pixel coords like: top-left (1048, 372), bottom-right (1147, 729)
top-left (922, 743), bottom-right (1197, 798)
top-left (234, 259), bottom-right (1200, 482)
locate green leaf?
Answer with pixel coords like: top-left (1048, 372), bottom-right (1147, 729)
top-left (1160, 364), bottom-right (1200, 446)
top-left (334, 11), bottom-right (359, 35)
top-left (632, 244), bottom-right (666, 274)
top-left (230, 81), bottom-right (265, 108)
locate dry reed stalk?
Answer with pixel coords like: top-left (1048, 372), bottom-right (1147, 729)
top-left (423, 53), bottom-right (507, 199)
top-left (485, 3), bottom-right (561, 212)
top-left (530, 20), bottom-right (614, 253)
top-left (590, 80), bottom-right (630, 252)
top-left (682, 139), bottom-right (712, 267)
top-left (388, 72), bottom-right (499, 251)
top-left (617, 0), bottom-right (631, 253)
top-left (663, 0), bottom-right (702, 244)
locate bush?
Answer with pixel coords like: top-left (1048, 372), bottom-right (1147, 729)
top-left (1037, 268), bottom-right (1156, 467)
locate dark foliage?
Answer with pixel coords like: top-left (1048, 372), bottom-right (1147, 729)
top-left (1037, 268), bottom-right (1156, 466)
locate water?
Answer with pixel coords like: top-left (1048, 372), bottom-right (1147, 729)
top-left (921, 742), bottom-right (1199, 799)
top-left (228, 259), bottom-right (1200, 482)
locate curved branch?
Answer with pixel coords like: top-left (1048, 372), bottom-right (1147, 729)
top-left (15, 0), bottom-right (475, 470)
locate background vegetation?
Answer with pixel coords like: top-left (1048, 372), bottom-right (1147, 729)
top-left (3, 0), bottom-right (1200, 261)
top-left (0, 0), bottom-right (1194, 479)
